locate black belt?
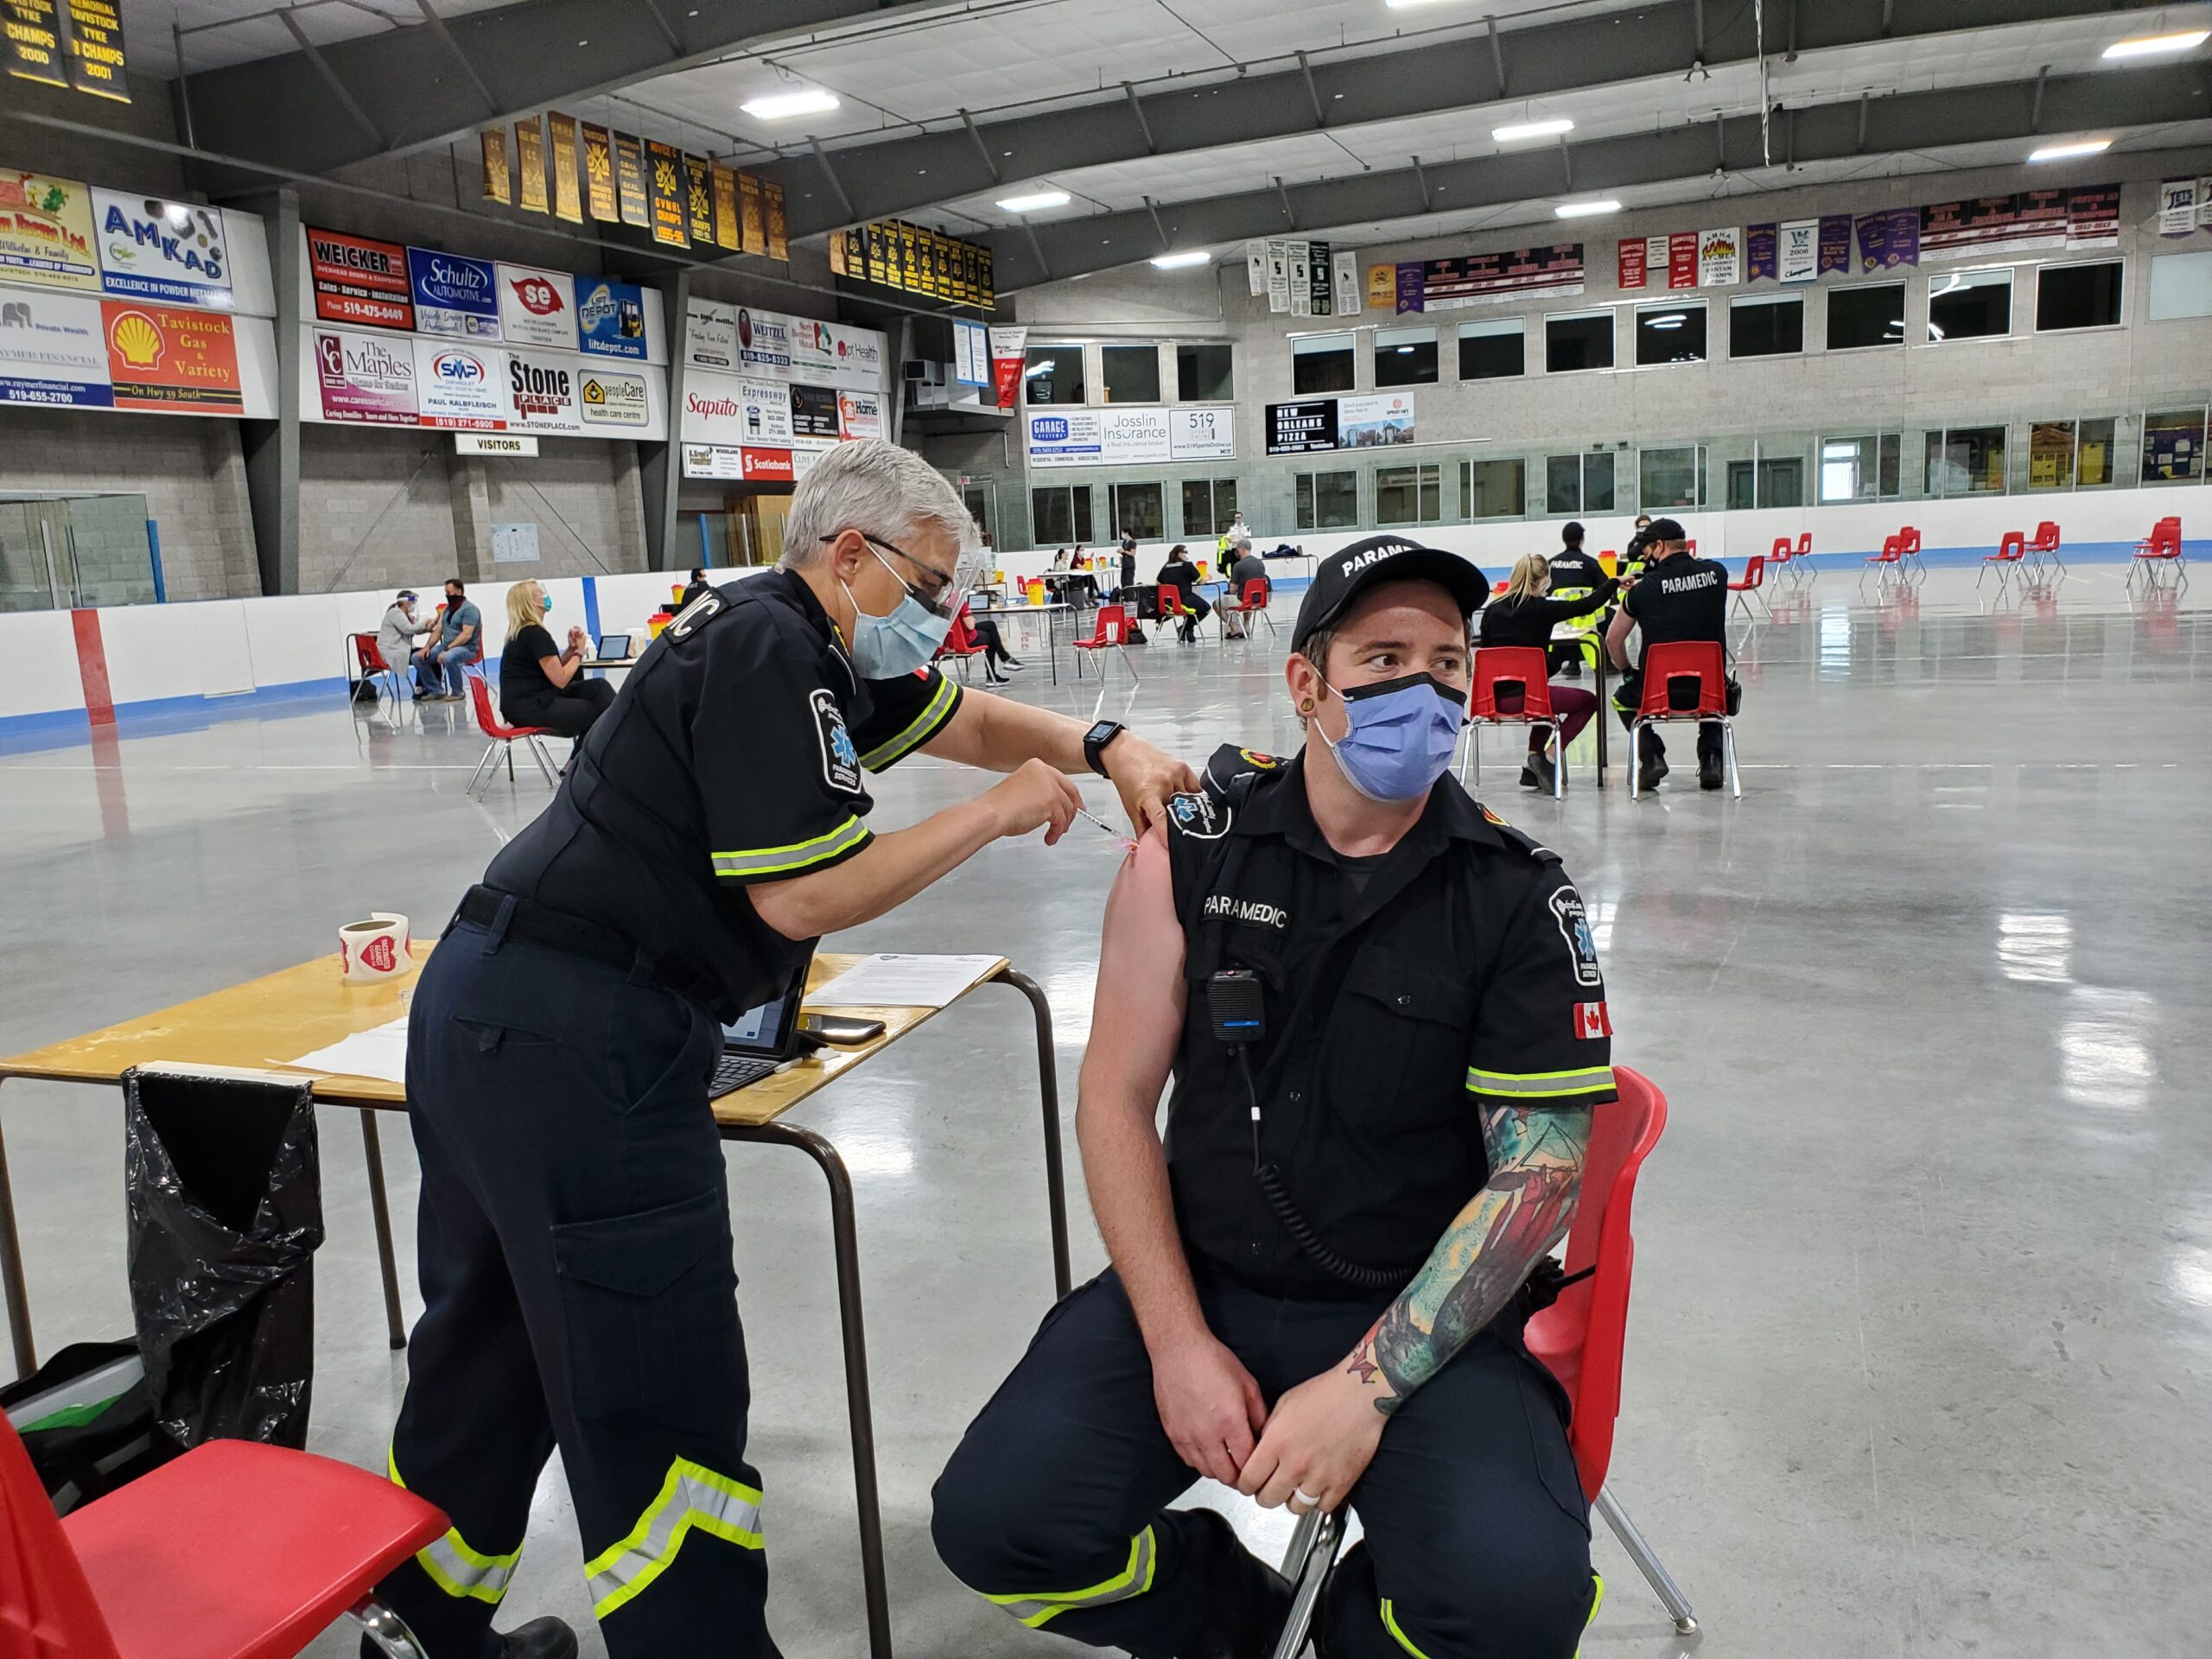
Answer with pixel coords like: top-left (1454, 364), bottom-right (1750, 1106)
top-left (454, 886), bottom-right (709, 1001)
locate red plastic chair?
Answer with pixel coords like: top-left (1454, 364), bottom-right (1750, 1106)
top-left (1789, 531), bottom-right (1815, 588)
top-left (1466, 645), bottom-right (1567, 798)
top-left (1979, 531), bottom-right (2027, 595)
top-left (0, 1413), bottom-right (448, 1658)
top-left (2027, 520), bottom-right (2064, 578)
top-left (1072, 602), bottom-right (1141, 685)
top-left (463, 666), bottom-right (559, 797)
top-left (1726, 554), bottom-right (1770, 623)
top-left (1217, 577), bottom-right (1275, 645)
top-left (347, 632), bottom-right (405, 706)
top-left (1629, 640), bottom-right (1739, 798)
top-left (1859, 531), bottom-right (1911, 596)
top-left (937, 607), bottom-right (989, 682)
top-left (1156, 582), bottom-right (1201, 642)
top-left (2128, 516), bottom-right (2187, 596)
top-left (1268, 1067), bottom-right (1697, 1648)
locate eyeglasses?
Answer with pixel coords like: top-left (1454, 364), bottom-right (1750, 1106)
top-left (823, 530), bottom-right (971, 620)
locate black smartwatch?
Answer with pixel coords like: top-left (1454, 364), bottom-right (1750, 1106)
top-left (1083, 720), bottom-right (1127, 779)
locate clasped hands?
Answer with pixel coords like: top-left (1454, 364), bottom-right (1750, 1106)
top-left (1150, 1329), bottom-right (1384, 1517)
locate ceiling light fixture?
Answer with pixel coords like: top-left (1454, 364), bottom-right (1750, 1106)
top-left (995, 189), bottom-right (1071, 213)
top-left (741, 88), bottom-right (840, 120)
top-left (1493, 118), bottom-right (1573, 143)
top-left (1554, 199), bottom-right (1621, 218)
top-left (2027, 138), bottom-right (2112, 162)
top-left (1382, 0), bottom-right (1463, 10)
top-left (2101, 29), bottom-right (2209, 58)
top-left (1150, 250), bottom-right (1212, 269)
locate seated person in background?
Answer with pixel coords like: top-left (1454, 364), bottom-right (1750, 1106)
top-left (1605, 517), bottom-right (1736, 792)
top-left (933, 537), bottom-right (1608, 1659)
top-left (680, 567), bottom-right (714, 609)
top-left (1480, 553), bottom-right (1619, 792)
top-left (1052, 547), bottom-right (1072, 571)
top-left (1221, 537), bottom-right (1268, 639)
top-left (376, 588), bottom-right (434, 696)
top-left (954, 599), bottom-right (1024, 684)
top-left (1618, 514), bottom-right (1656, 580)
top-left (1155, 543), bottom-right (1211, 642)
top-left (499, 579), bottom-right (615, 738)
top-left (416, 577), bottom-right (481, 700)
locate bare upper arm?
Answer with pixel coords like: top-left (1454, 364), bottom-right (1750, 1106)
top-left (1079, 826), bottom-right (1186, 1116)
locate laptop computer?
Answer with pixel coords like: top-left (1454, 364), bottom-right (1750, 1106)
top-left (708, 954), bottom-right (811, 1098)
top-left (595, 632), bottom-right (632, 661)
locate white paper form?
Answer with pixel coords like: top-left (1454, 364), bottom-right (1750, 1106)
top-left (283, 1015), bottom-right (410, 1084)
top-left (806, 954), bottom-right (1003, 1009)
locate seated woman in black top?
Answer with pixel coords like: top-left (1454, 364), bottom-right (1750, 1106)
top-left (1154, 544), bottom-right (1211, 642)
top-left (1478, 553), bottom-right (1619, 791)
top-left (499, 579), bottom-right (615, 739)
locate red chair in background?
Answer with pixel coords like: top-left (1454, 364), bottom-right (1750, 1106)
top-left (1465, 645), bottom-right (1567, 798)
top-left (2128, 516), bottom-right (2186, 595)
top-left (1072, 602), bottom-right (1141, 684)
top-left (1897, 525), bottom-right (1924, 581)
top-left (937, 608), bottom-right (989, 682)
top-left (463, 666), bottom-right (560, 796)
top-left (1628, 640), bottom-right (1739, 798)
top-left (1217, 577), bottom-right (1276, 645)
top-left (1268, 1066), bottom-right (1697, 1655)
top-left (1156, 582), bottom-right (1202, 642)
top-left (1726, 554), bottom-right (1770, 623)
top-left (1859, 530), bottom-right (1911, 595)
top-left (2027, 520), bottom-right (2065, 578)
top-left (347, 632), bottom-right (408, 705)
top-left (1980, 531), bottom-right (2028, 595)
top-left (0, 1414), bottom-right (449, 1657)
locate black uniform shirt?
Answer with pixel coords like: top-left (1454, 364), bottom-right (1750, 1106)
top-left (1160, 747), bottom-right (1616, 1300)
top-left (482, 569), bottom-right (963, 1020)
top-left (1623, 555), bottom-right (1727, 671)
top-left (1547, 547), bottom-right (1605, 590)
top-left (1478, 577), bottom-right (1620, 650)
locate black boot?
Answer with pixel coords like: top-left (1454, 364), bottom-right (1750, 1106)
top-left (1700, 752), bottom-right (1726, 791)
top-left (1523, 749), bottom-right (1556, 792)
top-left (1636, 736), bottom-right (1669, 792)
top-left (488, 1620), bottom-right (579, 1659)
top-left (1183, 1510), bottom-right (1292, 1659)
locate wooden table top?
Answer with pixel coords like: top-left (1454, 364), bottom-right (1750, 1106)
top-left (0, 947), bottom-right (1008, 1130)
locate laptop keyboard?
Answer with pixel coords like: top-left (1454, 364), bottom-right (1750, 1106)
top-left (709, 1054), bottom-right (780, 1098)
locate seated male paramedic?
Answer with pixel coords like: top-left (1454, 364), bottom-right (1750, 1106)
top-left (933, 536), bottom-right (1615, 1658)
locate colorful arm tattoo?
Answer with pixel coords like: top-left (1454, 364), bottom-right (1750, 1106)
top-left (1346, 1103), bottom-right (1591, 1415)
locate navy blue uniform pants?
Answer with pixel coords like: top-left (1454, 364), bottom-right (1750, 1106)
top-left (931, 1269), bottom-right (1593, 1658)
top-left (371, 910), bottom-right (779, 1659)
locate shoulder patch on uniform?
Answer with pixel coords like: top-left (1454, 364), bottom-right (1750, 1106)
top-left (1475, 803), bottom-right (1560, 863)
top-left (1548, 885), bottom-right (1603, 988)
top-left (668, 590), bottom-right (723, 639)
top-left (1237, 748), bottom-right (1285, 771)
top-left (1167, 789), bottom-right (1232, 840)
top-left (810, 688), bottom-right (862, 794)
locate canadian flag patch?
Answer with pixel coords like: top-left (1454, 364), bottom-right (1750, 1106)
top-left (1574, 1001), bottom-right (1611, 1040)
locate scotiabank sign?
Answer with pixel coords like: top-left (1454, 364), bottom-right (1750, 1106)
top-left (741, 447), bottom-right (793, 481)
top-left (681, 442), bottom-right (794, 482)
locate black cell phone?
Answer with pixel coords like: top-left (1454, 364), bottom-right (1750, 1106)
top-left (797, 1013), bottom-right (887, 1044)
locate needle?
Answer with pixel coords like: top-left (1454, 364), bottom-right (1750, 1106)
top-left (1073, 803), bottom-right (1137, 852)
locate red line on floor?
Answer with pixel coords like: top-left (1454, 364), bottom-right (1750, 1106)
top-left (71, 608), bottom-right (115, 727)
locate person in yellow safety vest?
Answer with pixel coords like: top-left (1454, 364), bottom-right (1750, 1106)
top-left (1542, 522), bottom-right (1613, 679)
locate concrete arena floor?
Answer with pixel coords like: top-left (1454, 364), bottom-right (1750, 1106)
top-left (2, 563), bottom-right (2209, 1658)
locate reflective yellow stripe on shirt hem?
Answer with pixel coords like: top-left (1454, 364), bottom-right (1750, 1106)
top-left (982, 1526), bottom-right (1158, 1628)
top-left (388, 1447), bottom-right (522, 1605)
top-left (858, 674), bottom-right (959, 772)
top-left (1465, 1065), bottom-right (1617, 1100)
top-left (712, 816), bottom-right (870, 879)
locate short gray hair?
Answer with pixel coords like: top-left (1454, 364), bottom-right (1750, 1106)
top-left (779, 440), bottom-right (975, 570)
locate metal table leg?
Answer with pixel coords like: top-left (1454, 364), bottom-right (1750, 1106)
top-left (0, 1082), bottom-right (35, 1380)
top-left (359, 1110), bottom-right (409, 1351)
top-left (1594, 1484), bottom-right (1699, 1637)
top-left (993, 969), bottom-right (1071, 1299)
top-left (1595, 652), bottom-right (1610, 785)
top-left (722, 1121), bottom-right (893, 1659)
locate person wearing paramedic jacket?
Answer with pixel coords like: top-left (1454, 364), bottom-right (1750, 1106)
top-left (932, 535), bottom-right (1616, 1658)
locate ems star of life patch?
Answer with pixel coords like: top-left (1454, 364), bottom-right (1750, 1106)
top-left (810, 688), bottom-right (862, 794)
top-left (1548, 885), bottom-right (1603, 988)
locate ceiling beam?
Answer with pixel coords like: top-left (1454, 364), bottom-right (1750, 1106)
top-left (977, 60), bottom-right (2212, 289)
top-left (760, 0), bottom-right (2127, 238)
top-left (181, 0), bottom-right (960, 179)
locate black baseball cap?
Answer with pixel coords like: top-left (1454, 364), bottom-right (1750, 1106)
top-left (1645, 517), bottom-right (1688, 542)
top-left (1292, 535), bottom-right (1489, 652)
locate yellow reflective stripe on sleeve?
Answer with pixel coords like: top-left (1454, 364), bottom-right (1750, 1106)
top-left (584, 1459), bottom-right (765, 1621)
top-left (711, 816), bottom-right (870, 879)
top-left (857, 673), bottom-right (959, 772)
top-left (982, 1526), bottom-right (1158, 1628)
top-left (388, 1447), bottom-right (522, 1605)
top-left (1465, 1065), bottom-right (1617, 1100)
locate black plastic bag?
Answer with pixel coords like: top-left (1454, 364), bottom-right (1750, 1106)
top-left (0, 1339), bottom-right (175, 1513)
top-left (123, 1067), bottom-right (325, 1451)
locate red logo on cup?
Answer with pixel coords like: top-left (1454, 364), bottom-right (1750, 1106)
top-left (360, 935), bottom-right (397, 974)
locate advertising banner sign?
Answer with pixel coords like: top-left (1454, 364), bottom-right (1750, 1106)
top-left (575, 275), bottom-right (646, 359)
top-left (685, 299), bottom-right (737, 372)
top-left (504, 348), bottom-right (582, 432)
top-left (313, 326), bottom-right (416, 424)
top-left (2064, 184), bottom-right (2120, 247)
top-left (0, 169), bottom-right (99, 290)
top-left (407, 246), bottom-right (499, 338)
top-left (791, 381), bottom-right (840, 439)
top-left (580, 365), bottom-right (650, 429)
top-left (549, 112), bottom-right (582, 223)
top-left (496, 263), bottom-right (574, 349)
top-left (1332, 249), bottom-right (1358, 315)
top-left (1337, 391), bottom-right (1415, 448)
top-left (1414, 244), bottom-right (1585, 308)
top-left (1025, 404), bottom-right (1237, 467)
top-left (456, 433), bottom-right (536, 456)
top-left (683, 443), bottom-right (796, 483)
top-left (1027, 409), bottom-right (1104, 466)
top-left (2158, 178), bottom-right (2200, 237)
top-left (1617, 238), bottom-right (1648, 290)
top-left (645, 140), bottom-right (689, 247)
top-left (515, 116), bottom-right (548, 214)
top-left (101, 301), bottom-right (238, 411)
top-left (581, 124), bottom-right (619, 221)
top-left (734, 306), bottom-right (791, 375)
top-left (1745, 224), bottom-right (1777, 283)
top-left (411, 336), bottom-right (505, 429)
top-left (787, 315), bottom-right (884, 389)
top-left (837, 388), bottom-right (883, 440)
top-left (91, 191), bottom-right (228, 305)
top-left (988, 324), bottom-right (1026, 409)
top-left (1779, 219), bottom-right (1819, 283)
top-left (1366, 264), bottom-right (1395, 310)
top-left (1170, 406), bottom-right (1234, 461)
top-left (1697, 226), bottom-right (1740, 288)
top-left (308, 226), bottom-right (414, 328)
top-left (613, 133), bottom-right (650, 228)
top-left (0, 289), bottom-right (110, 405)
top-left (1246, 240), bottom-right (1267, 296)
top-left (1266, 398), bottom-right (1338, 455)
top-left (682, 375), bottom-right (792, 446)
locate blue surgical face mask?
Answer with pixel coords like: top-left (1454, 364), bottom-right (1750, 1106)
top-left (843, 544), bottom-right (952, 677)
top-left (1315, 671), bottom-right (1467, 802)
top-left (539, 594), bottom-right (554, 614)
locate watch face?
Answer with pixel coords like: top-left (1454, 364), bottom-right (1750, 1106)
top-left (1088, 721), bottom-right (1120, 745)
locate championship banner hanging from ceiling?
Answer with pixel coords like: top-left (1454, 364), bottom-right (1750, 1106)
top-left (645, 140), bottom-right (688, 248)
top-left (612, 133), bottom-right (650, 228)
top-left (764, 181), bottom-right (788, 262)
top-left (683, 154), bottom-right (715, 245)
top-left (3, 0), bottom-right (66, 87)
top-left (63, 0), bottom-right (125, 99)
top-left (480, 128), bottom-right (512, 206)
top-left (549, 113), bottom-right (582, 223)
top-left (581, 124), bottom-right (619, 222)
top-left (1389, 245), bottom-right (1584, 313)
top-left (4, 0), bottom-right (125, 99)
top-left (711, 163), bottom-right (741, 251)
top-left (514, 116), bottom-right (548, 215)
top-left (739, 173), bottom-right (766, 256)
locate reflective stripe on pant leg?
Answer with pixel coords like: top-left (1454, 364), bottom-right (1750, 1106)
top-left (1380, 1571), bottom-right (1604, 1659)
top-left (982, 1525), bottom-right (1158, 1629)
top-left (584, 1457), bottom-right (766, 1621)
top-left (388, 1446), bottom-right (522, 1605)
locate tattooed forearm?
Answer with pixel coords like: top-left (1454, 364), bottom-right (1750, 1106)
top-left (1344, 1103), bottom-right (1590, 1416)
